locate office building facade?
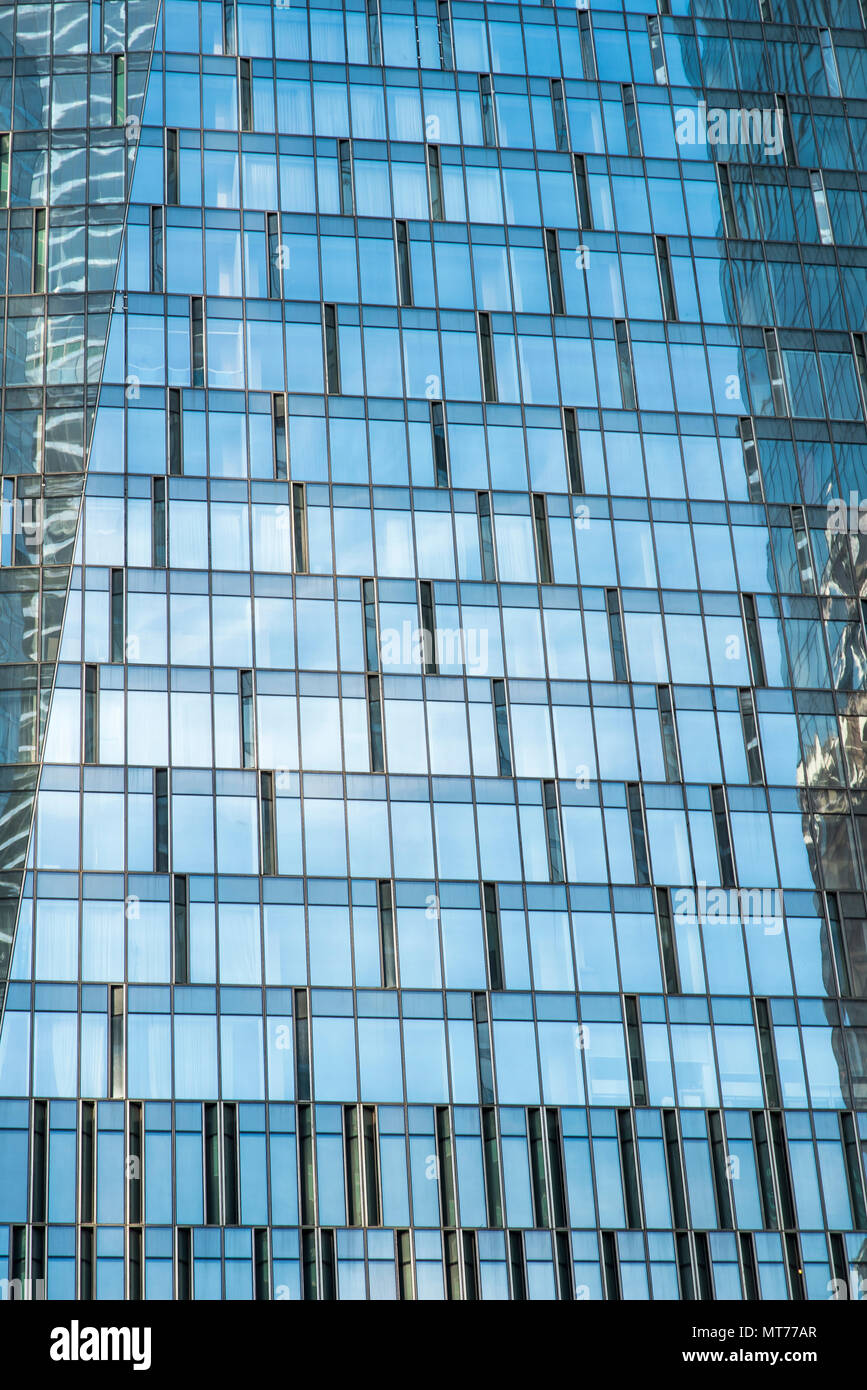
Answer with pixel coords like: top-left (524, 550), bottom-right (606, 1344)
top-left (0, 0), bottom-right (867, 1299)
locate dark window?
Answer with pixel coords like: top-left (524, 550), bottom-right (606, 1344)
top-left (166, 128), bottom-right (179, 204)
top-left (378, 879), bottom-right (397, 987)
top-left (324, 304), bottom-right (340, 394)
top-left (544, 228), bottom-right (565, 315)
top-left (168, 388), bottom-right (183, 475)
top-left (239, 58), bottom-right (253, 132)
top-left (240, 669), bottom-right (255, 768)
top-left (492, 679), bottom-right (511, 776)
top-left (426, 144), bottom-right (444, 221)
top-left (272, 393), bottom-right (287, 479)
top-left (478, 311), bottom-right (497, 402)
top-left (152, 476), bottom-right (166, 567)
top-left (173, 873), bottom-right (189, 984)
top-left (83, 664), bottom-right (98, 764)
top-left (395, 220), bottom-right (412, 305)
top-left (292, 482), bottom-right (308, 572)
top-left (150, 206), bottom-right (163, 293)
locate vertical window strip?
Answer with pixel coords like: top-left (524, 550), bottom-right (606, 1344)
top-left (543, 779), bottom-right (564, 883)
top-left (272, 392), bottom-right (287, 479)
top-left (292, 482), bottom-right (308, 572)
top-left (154, 768), bottom-right (169, 872)
top-left (152, 475), bottom-right (166, 568)
top-left (377, 879), bottom-right (397, 987)
top-left (168, 388), bottom-right (183, 475)
top-left (544, 228), bottom-right (565, 316)
top-left (83, 664), bottom-right (98, 764)
top-left (324, 303), bottom-right (340, 394)
top-left (563, 407), bottom-right (583, 492)
top-left (173, 873), bottom-right (189, 985)
top-left (166, 128), bottom-right (179, 205)
top-left (738, 417), bottom-right (762, 501)
top-left (395, 220), bottom-right (412, 305)
top-left (239, 669), bottom-right (255, 768)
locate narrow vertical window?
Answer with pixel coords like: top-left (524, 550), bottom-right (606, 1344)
top-left (152, 476), bottom-right (166, 568)
top-left (362, 1105), bottom-right (381, 1226)
top-left (110, 568), bottom-right (124, 662)
top-left (298, 1109), bottom-right (316, 1229)
top-left (344, 1105), bottom-right (363, 1226)
top-left (654, 234), bottom-right (677, 319)
top-left (647, 15), bottom-right (667, 82)
top-left (223, 0), bottom-right (236, 54)
top-left (109, 985), bottom-right (124, 1099)
top-left (482, 1107), bottom-right (503, 1227)
top-left (0, 133), bottom-right (10, 209)
top-left (551, 79), bottom-right (568, 153)
top-left (626, 783), bottom-right (650, 885)
top-left (474, 993), bottom-right (495, 1102)
top-left (292, 482), bottom-right (308, 573)
top-left (482, 882), bottom-right (504, 991)
top-left (272, 393), bottom-right (287, 479)
top-left (419, 579), bottom-right (437, 674)
top-left (31, 1100), bottom-right (48, 1226)
top-left (168, 388), bottom-right (183, 475)
top-left (657, 685), bottom-right (680, 782)
top-left (532, 493), bottom-right (553, 584)
top-left (613, 320), bottom-right (636, 409)
top-left (791, 504), bottom-right (815, 593)
top-left (544, 228), bottom-right (565, 315)
top-left (717, 164), bottom-right (738, 237)
top-left (338, 139), bottom-right (354, 214)
top-left (366, 0), bottom-right (381, 64)
top-left (150, 206), bottom-right (164, 293)
top-left (606, 588), bottom-right (628, 680)
top-left (758, 0), bottom-right (773, 17)
top-left (624, 996), bottom-right (647, 1106)
top-left (617, 1110), bottom-right (642, 1229)
top-left (663, 1110), bottom-right (688, 1229)
top-left (563, 408), bottom-right (583, 492)
top-left (397, 1231), bottom-right (414, 1299)
top-left (853, 332), bottom-right (867, 417)
top-left (83, 664), bottom-right (98, 764)
top-left (764, 327), bottom-right (789, 414)
top-left (655, 886), bottom-right (680, 993)
top-left (435, 1107), bottom-right (457, 1228)
top-left (367, 675), bottom-right (384, 772)
top-left (128, 1101), bottom-right (143, 1226)
top-left (80, 1227), bottom-right (94, 1301)
top-left (774, 93), bottom-right (796, 164)
top-left (431, 401), bottom-right (448, 487)
top-left (840, 1113), bottom-right (867, 1230)
top-left (478, 492), bottom-right (495, 581)
top-left (426, 144), bottom-right (444, 221)
top-left (826, 893), bottom-right (852, 998)
top-left (463, 1233), bottom-right (479, 1301)
top-left (546, 1109), bottom-right (568, 1230)
top-left (492, 679), bottom-right (512, 776)
top-left (601, 1232), bottom-right (621, 1300)
top-left (742, 593), bottom-right (766, 686)
top-left (240, 669), bottom-right (255, 768)
top-left (254, 1231), bottom-right (270, 1300)
top-left (444, 1231), bottom-right (461, 1301)
top-left (478, 311), bottom-right (497, 403)
top-left (711, 785), bottom-right (736, 888)
top-left (578, 12), bottom-right (596, 79)
top-left (738, 417), bottom-right (762, 501)
top-left (112, 54), bottom-right (126, 127)
top-left (222, 1103), bottom-right (239, 1226)
top-left (819, 28), bottom-right (842, 96)
top-left (260, 770), bottom-right (276, 875)
top-left (378, 879), bottom-right (397, 987)
top-left (738, 688), bottom-right (764, 783)
top-left (165, 128), bottom-right (179, 205)
top-left (294, 990), bottom-right (311, 1103)
top-left (573, 154), bottom-right (592, 229)
top-left (395, 220), bottom-right (413, 305)
top-left (708, 1111), bottom-right (734, 1229)
top-left (363, 578), bottom-right (379, 673)
top-left (528, 1109), bottom-right (550, 1228)
top-left (154, 768), bottom-right (169, 872)
top-left (32, 209), bottom-right (47, 294)
top-left (437, 0), bottom-right (453, 69)
top-left (768, 1110), bottom-right (795, 1229)
top-left (324, 304), bottom-right (340, 394)
top-left (755, 998), bottom-right (781, 1107)
top-left (267, 212), bottom-right (281, 298)
top-left (621, 85), bottom-right (641, 157)
top-left (739, 1232), bottom-right (759, 1299)
top-left (173, 873), bottom-right (189, 984)
top-left (543, 780), bottom-right (564, 883)
top-left (239, 58), bottom-right (253, 132)
top-left (190, 297), bottom-right (205, 386)
top-left (810, 170), bottom-right (834, 244)
top-left (80, 1101), bottom-right (95, 1225)
top-left (784, 1232), bottom-right (806, 1300)
top-left (479, 74), bottom-right (496, 146)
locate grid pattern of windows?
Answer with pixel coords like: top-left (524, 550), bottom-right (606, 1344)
top-left (0, 0), bottom-right (866, 1301)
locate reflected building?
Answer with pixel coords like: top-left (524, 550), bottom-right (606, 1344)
top-left (0, 0), bottom-right (867, 1303)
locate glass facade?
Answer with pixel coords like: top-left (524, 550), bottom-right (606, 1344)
top-left (0, 0), bottom-right (866, 1302)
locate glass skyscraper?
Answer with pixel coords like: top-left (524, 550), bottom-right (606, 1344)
top-left (1, 0), bottom-right (867, 1304)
